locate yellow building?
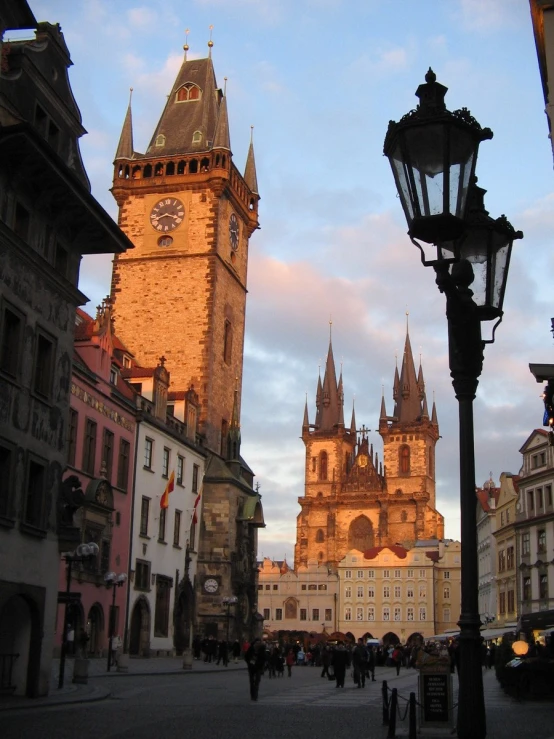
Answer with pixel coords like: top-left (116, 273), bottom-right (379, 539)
top-left (493, 473), bottom-right (520, 628)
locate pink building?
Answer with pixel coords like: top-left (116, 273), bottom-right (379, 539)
top-left (56, 300), bottom-right (136, 657)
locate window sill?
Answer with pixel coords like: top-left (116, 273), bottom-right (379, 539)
top-left (143, 466), bottom-right (155, 473)
top-left (173, 544), bottom-right (182, 550)
top-left (176, 481), bottom-right (184, 488)
top-left (20, 521), bottom-right (47, 538)
top-left (157, 539), bottom-right (167, 545)
top-left (139, 534), bottom-right (151, 540)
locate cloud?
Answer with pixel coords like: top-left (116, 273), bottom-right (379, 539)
top-left (455, 0), bottom-right (523, 32)
top-left (127, 7), bottom-right (157, 28)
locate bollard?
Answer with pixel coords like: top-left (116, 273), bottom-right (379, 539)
top-left (387, 687), bottom-right (397, 739)
top-left (382, 680), bottom-right (389, 725)
top-left (409, 691), bottom-right (417, 739)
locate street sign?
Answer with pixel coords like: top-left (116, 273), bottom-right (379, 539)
top-left (58, 591), bottom-right (82, 604)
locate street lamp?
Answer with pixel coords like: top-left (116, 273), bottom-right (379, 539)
top-left (104, 571), bottom-right (127, 672)
top-left (384, 69), bottom-right (522, 739)
top-left (222, 596), bottom-right (238, 642)
top-left (58, 542), bottom-right (99, 689)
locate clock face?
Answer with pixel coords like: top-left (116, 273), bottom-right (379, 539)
top-left (150, 197), bottom-right (185, 232)
top-left (204, 578), bottom-right (218, 594)
top-left (229, 213), bottom-right (239, 251)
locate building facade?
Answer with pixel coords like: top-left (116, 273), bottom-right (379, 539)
top-left (109, 41), bottom-right (264, 641)
top-left (476, 476), bottom-right (500, 625)
top-left (54, 303), bottom-right (136, 658)
top-left (516, 429), bottom-right (554, 634)
top-left (0, 6), bottom-right (131, 696)
top-left (493, 472), bottom-right (520, 629)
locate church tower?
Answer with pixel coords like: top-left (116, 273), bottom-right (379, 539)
top-left (110, 39), bottom-right (264, 640)
top-left (295, 324), bottom-right (443, 571)
top-left (110, 43), bottom-right (259, 453)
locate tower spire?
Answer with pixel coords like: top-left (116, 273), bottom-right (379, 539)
top-left (244, 126), bottom-right (259, 195)
top-left (115, 88), bottom-right (134, 160)
top-left (350, 400), bottom-right (356, 435)
top-left (319, 331), bottom-right (340, 431)
top-left (395, 319), bottom-right (422, 422)
top-left (213, 86), bottom-right (231, 150)
top-left (183, 28), bottom-right (189, 61)
top-left (303, 394), bottom-right (310, 432)
top-left (227, 382), bottom-right (241, 460)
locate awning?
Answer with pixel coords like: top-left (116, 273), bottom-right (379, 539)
top-left (480, 627), bottom-right (516, 640)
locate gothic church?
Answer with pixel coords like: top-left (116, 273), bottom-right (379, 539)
top-left (295, 327), bottom-right (445, 571)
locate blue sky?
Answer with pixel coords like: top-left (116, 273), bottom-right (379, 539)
top-left (24, 0), bottom-right (554, 562)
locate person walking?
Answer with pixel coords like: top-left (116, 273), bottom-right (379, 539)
top-left (367, 644), bottom-right (376, 681)
top-left (245, 639), bottom-right (266, 701)
top-left (352, 638), bottom-right (368, 688)
top-left (285, 648), bottom-right (295, 677)
top-left (320, 646), bottom-right (331, 678)
top-left (231, 639), bottom-right (241, 664)
top-left (392, 644), bottom-right (402, 676)
top-left (332, 641), bottom-right (350, 688)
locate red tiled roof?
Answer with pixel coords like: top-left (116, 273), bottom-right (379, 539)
top-left (121, 367), bottom-right (156, 379)
top-left (364, 545), bottom-right (407, 560)
top-left (168, 390), bottom-right (187, 401)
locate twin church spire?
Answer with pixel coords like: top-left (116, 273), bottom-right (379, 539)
top-left (303, 323), bottom-right (438, 434)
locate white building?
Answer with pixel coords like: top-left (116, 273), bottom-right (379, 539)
top-left (476, 476), bottom-right (500, 625)
top-left (124, 361), bottom-right (206, 656)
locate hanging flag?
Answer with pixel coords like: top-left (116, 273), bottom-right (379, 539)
top-left (192, 485), bottom-right (202, 524)
top-left (160, 470), bottom-right (175, 509)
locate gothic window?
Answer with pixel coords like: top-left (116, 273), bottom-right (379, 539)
top-left (428, 446), bottom-right (434, 476)
top-left (177, 160), bottom-right (186, 175)
top-left (143, 164), bottom-right (152, 178)
top-left (192, 131), bottom-right (202, 144)
top-left (189, 159), bottom-right (198, 173)
top-left (399, 445), bottom-right (410, 475)
top-left (348, 515), bottom-right (374, 552)
top-left (316, 529), bottom-right (325, 543)
top-left (154, 162), bottom-right (164, 176)
top-left (319, 451), bottom-right (328, 481)
top-left (176, 83), bottom-right (202, 102)
top-left (284, 598), bottom-right (297, 620)
top-left (224, 320), bottom-right (233, 364)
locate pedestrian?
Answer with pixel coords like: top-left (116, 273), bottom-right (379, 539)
top-left (245, 638), bottom-right (266, 701)
top-left (232, 639), bottom-right (241, 664)
top-left (352, 638), bottom-right (368, 688)
top-left (217, 639), bottom-right (228, 666)
top-left (392, 644), bottom-right (402, 676)
top-left (286, 649), bottom-right (295, 677)
top-left (320, 646), bottom-right (331, 678)
top-left (332, 641), bottom-right (350, 688)
top-left (367, 644), bottom-right (376, 681)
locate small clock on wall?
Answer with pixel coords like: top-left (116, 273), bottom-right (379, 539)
top-left (204, 578), bottom-right (219, 594)
top-left (229, 213), bottom-right (239, 251)
top-left (149, 197), bottom-right (185, 232)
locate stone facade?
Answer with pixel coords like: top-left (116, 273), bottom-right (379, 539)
top-left (108, 48), bottom-right (264, 641)
top-left (0, 8), bottom-right (132, 697)
top-left (493, 472), bottom-right (519, 629)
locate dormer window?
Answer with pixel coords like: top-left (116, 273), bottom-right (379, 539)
top-left (155, 134), bottom-right (166, 147)
top-left (176, 83), bottom-right (201, 103)
top-left (192, 130), bottom-right (202, 144)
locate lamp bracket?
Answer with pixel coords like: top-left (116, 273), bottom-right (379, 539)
top-left (410, 236), bottom-right (457, 268)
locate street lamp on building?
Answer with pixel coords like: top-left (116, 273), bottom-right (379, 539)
top-left (384, 69), bottom-right (522, 739)
top-left (222, 596), bottom-right (238, 642)
top-left (58, 542), bottom-right (99, 689)
top-left (104, 571), bottom-right (127, 671)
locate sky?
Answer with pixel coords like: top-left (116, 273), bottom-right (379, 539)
top-left (22, 0), bottom-right (554, 563)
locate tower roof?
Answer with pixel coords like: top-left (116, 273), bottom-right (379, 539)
top-left (395, 327), bottom-right (424, 423)
top-left (213, 93), bottom-right (231, 150)
top-left (145, 55), bottom-right (221, 157)
top-left (115, 91), bottom-right (134, 160)
top-left (319, 339), bottom-right (342, 431)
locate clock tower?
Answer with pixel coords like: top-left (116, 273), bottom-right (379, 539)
top-left (110, 42), bottom-right (264, 640)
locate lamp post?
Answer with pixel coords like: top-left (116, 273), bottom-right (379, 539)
top-left (222, 596), bottom-right (238, 642)
top-left (384, 69), bottom-right (522, 739)
top-left (58, 542), bottom-right (99, 689)
top-left (104, 571), bottom-right (128, 671)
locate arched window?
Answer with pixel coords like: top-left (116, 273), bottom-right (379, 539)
top-left (428, 446), bottom-right (434, 476)
top-left (177, 160), bottom-right (186, 175)
top-left (319, 450), bottom-right (328, 481)
top-left (192, 131), bottom-right (202, 144)
top-left (132, 165), bottom-right (141, 179)
top-left (175, 83), bottom-right (202, 102)
top-left (316, 529), bottom-right (324, 543)
top-left (154, 162), bottom-right (164, 176)
top-left (143, 164), bottom-right (152, 178)
top-left (348, 515), bottom-right (374, 552)
top-left (155, 134), bottom-right (166, 147)
top-left (223, 320), bottom-right (232, 365)
top-left (189, 159), bottom-right (198, 174)
top-left (166, 161), bottom-right (175, 176)
top-left (399, 445), bottom-right (410, 475)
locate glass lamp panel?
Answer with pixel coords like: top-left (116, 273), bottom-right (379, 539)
top-left (449, 150), bottom-right (474, 220)
top-left (459, 227), bottom-right (510, 315)
top-left (390, 145), bottom-right (415, 224)
top-left (404, 124), bottom-right (446, 217)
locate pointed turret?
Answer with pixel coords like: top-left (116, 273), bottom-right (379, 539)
top-left (315, 373), bottom-right (322, 428)
top-left (395, 327), bottom-right (423, 423)
top-left (213, 93), bottom-right (231, 151)
top-left (337, 368), bottom-right (345, 427)
top-left (421, 393), bottom-right (429, 420)
top-left (115, 90), bottom-right (134, 160)
top-left (380, 393), bottom-right (387, 422)
top-left (350, 402), bottom-right (356, 435)
top-left (244, 129), bottom-right (259, 195)
top-left (431, 399), bottom-right (438, 426)
top-left (417, 362), bottom-right (425, 399)
top-left (302, 396), bottom-right (310, 432)
top-left (393, 364), bottom-right (400, 402)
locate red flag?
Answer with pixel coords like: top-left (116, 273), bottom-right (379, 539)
top-left (160, 470), bottom-right (175, 509)
top-left (192, 487), bottom-right (201, 524)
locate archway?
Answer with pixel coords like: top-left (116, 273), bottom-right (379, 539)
top-left (348, 515), bottom-right (374, 552)
top-left (129, 597), bottom-right (151, 656)
top-left (0, 595), bottom-right (35, 696)
top-left (87, 603), bottom-right (104, 656)
top-left (382, 630), bottom-right (400, 647)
